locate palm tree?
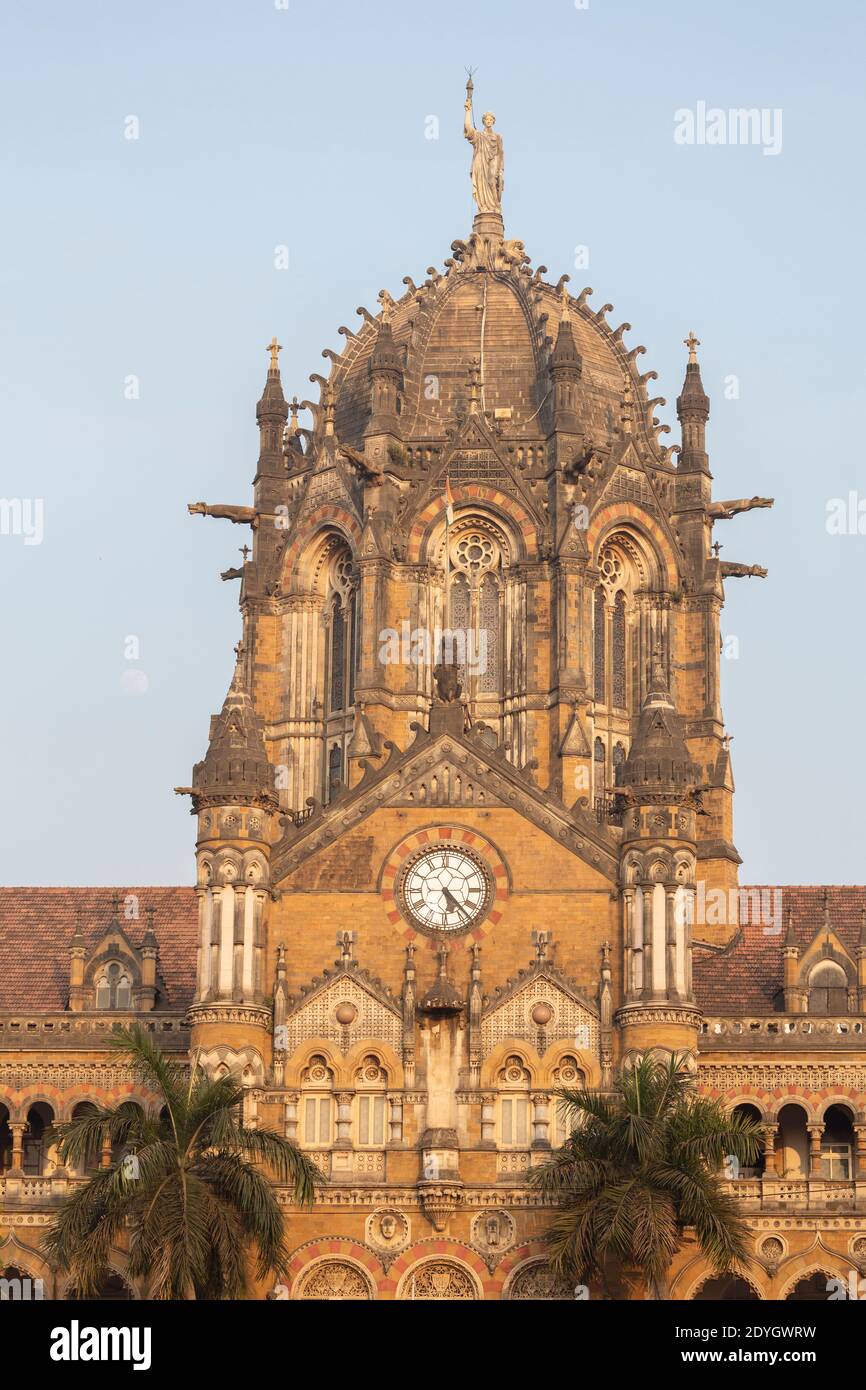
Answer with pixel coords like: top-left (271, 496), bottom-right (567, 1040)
top-left (43, 1025), bottom-right (319, 1300)
top-left (531, 1053), bottom-right (763, 1299)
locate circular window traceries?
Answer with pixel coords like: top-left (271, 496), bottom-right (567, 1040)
top-left (599, 544), bottom-right (625, 590)
top-left (453, 530), bottom-right (498, 575)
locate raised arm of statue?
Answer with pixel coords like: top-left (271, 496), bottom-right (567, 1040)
top-left (464, 96), bottom-right (476, 143)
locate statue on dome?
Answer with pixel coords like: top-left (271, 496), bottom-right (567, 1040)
top-left (464, 74), bottom-right (504, 216)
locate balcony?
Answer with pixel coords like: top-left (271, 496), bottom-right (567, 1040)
top-left (700, 1015), bottom-right (866, 1052)
top-left (724, 1177), bottom-right (864, 1212)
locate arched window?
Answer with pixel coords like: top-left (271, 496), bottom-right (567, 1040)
top-left (612, 592), bottom-right (626, 707)
top-left (301, 1056), bottom-right (334, 1148)
top-left (445, 524), bottom-right (503, 698)
top-left (95, 962), bottom-right (131, 1010)
top-left (23, 1103), bottom-right (55, 1176)
top-left (328, 596), bottom-right (346, 713)
top-left (354, 1056), bottom-right (388, 1148)
top-left (808, 961), bottom-right (848, 1016)
top-left (594, 737), bottom-right (606, 801)
top-left (593, 587), bottom-right (605, 703)
top-left (612, 741), bottom-right (626, 784)
top-left (498, 1056), bottom-right (531, 1148)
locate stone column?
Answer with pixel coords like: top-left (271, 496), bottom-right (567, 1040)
top-left (480, 1094), bottom-right (496, 1147)
top-left (100, 1132), bottom-right (113, 1170)
top-left (761, 1124), bottom-right (779, 1178)
top-left (388, 1096), bottom-right (402, 1145)
top-left (853, 1124), bottom-right (866, 1179)
top-left (531, 1094), bottom-right (550, 1149)
top-left (285, 1095), bottom-right (299, 1143)
top-left (334, 1094), bottom-right (352, 1148)
top-left (807, 1123), bottom-right (824, 1179)
top-left (9, 1123), bottom-right (25, 1174)
top-left (665, 885), bottom-right (678, 999)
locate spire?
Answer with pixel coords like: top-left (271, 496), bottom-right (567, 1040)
top-left (364, 315), bottom-right (403, 439)
top-left (191, 647), bottom-right (278, 811)
top-left (618, 640), bottom-right (699, 801)
top-left (676, 330), bottom-right (710, 473)
top-left (256, 336), bottom-right (288, 480)
top-left (418, 943), bottom-right (465, 1015)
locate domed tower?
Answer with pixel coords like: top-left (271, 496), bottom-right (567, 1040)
top-left (181, 652), bottom-right (279, 1086)
top-left (614, 644), bottom-right (702, 1061)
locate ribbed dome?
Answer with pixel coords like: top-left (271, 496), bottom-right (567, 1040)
top-left (329, 255), bottom-right (643, 453)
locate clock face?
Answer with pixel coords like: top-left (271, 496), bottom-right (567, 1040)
top-left (397, 845), bottom-right (493, 934)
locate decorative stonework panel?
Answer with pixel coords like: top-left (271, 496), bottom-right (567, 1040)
top-left (284, 976), bottom-right (401, 1056)
top-left (471, 1209), bottom-right (515, 1254)
top-left (402, 1260), bottom-right (478, 1300)
top-left (699, 1064), bottom-right (866, 1093)
top-left (366, 1209), bottom-right (410, 1252)
top-left (482, 976), bottom-right (599, 1055)
top-left (296, 1260), bottom-right (373, 1300)
top-left (507, 1260), bottom-right (573, 1300)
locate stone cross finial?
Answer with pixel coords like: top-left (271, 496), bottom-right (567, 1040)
top-left (267, 336), bottom-right (282, 371)
top-left (110, 893), bottom-right (121, 919)
top-left (437, 943), bottom-right (450, 975)
top-left (337, 931), bottom-right (356, 965)
top-left (684, 331), bottom-right (700, 364)
top-left (532, 929), bottom-right (550, 962)
top-left (288, 395), bottom-right (301, 428)
top-left (239, 544), bottom-right (251, 562)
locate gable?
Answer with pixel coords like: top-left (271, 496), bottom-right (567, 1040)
top-left (482, 972), bottom-right (599, 1057)
top-left (282, 973), bottom-right (402, 1057)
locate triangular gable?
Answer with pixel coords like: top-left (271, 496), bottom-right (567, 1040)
top-left (272, 724), bottom-right (618, 884)
top-left (482, 968), bottom-right (600, 1056)
top-left (282, 966), bottom-right (403, 1057)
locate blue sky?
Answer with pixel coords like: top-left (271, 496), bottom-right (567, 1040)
top-left (1, 0), bottom-right (863, 885)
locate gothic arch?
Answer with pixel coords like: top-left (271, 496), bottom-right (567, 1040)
top-left (286, 1239), bottom-right (385, 1300)
top-left (586, 504), bottom-right (679, 592)
top-left (408, 486), bottom-right (538, 563)
top-left (280, 509), bottom-right (362, 592)
top-left (391, 1243), bottom-right (489, 1300)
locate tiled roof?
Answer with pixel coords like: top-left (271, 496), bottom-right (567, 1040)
top-left (693, 886), bottom-right (866, 1014)
top-left (0, 888), bottom-right (198, 1013)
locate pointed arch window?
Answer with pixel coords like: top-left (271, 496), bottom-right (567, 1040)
top-left (593, 737), bottom-right (606, 800)
top-left (593, 587), bottom-right (606, 703)
top-left (329, 597), bottom-right (346, 713)
top-left (612, 592), bottom-right (626, 708)
top-left (445, 524), bottom-right (503, 698)
top-left (95, 961), bottom-right (131, 1010)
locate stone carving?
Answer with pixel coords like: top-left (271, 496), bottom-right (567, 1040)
top-left (403, 1259), bottom-right (477, 1300)
top-left (471, 1209), bottom-right (515, 1254)
top-left (282, 975), bottom-right (402, 1056)
top-left (507, 1260), bottom-right (573, 1300)
top-left (296, 1260), bottom-right (373, 1300)
top-left (482, 975), bottom-right (599, 1056)
top-left (366, 1208), bottom-right (410, 1252)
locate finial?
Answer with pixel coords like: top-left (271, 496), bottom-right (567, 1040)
top-left (532, 929), bottom-right (551, 962)
top-left (110, 892), bottom-right (121, 920)
top-left (467, 357), bottom-right (483, 413)
top-left (560, 280), bottom-right (571, 323)
top-left (239, 544), bottom-right (251, 563)
top-left (267, 336), bottom-right (282, 372)
top-left (377, 289), bottom-right (395, 324)
top-left (684, 331), bottom-right (700, 365)
top-left (823, 887), bottom-right (830, 931)
top-left (337, 930), bottom-right (356, 965)
top-left (288, 395), bottom-right (301, 430)
top-left (437, 942), bottom-right (451, 975)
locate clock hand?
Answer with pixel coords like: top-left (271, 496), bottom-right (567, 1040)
top-left (441, 886), bottom-right (472, 923)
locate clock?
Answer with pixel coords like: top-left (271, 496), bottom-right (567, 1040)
top-left (397, 844), bottom-right (493, 935)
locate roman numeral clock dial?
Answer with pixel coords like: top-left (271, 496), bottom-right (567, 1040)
top-left (397, 845), bottom-right (493, 935)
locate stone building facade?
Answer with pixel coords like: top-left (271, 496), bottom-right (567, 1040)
top-left (2, 112), bottom-right (864, 1301)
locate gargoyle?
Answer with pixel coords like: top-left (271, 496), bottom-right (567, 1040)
top-left (220, 567), bottom-right (244, 581)
top-left (720, 562), bottom-right (768, 579)
top-left (338, 442), bottom-right (386, 485)
top-left (188, 502), bottom-right (257, 526)
top-left (709, 496), bottom-right (775, 520)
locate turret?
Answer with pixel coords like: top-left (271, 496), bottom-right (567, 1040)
top-left (364, 315), bottom-right (403, 457)
top-left (615, 645), bottom-right (702, 1061)
top-left (179, 649), bottom-right (279, 1086)
top-left (676, 331), bottom-right (710, 474)
top-left (255, 337), bottom-right (289, 484)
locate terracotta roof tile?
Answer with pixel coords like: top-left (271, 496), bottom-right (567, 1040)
top-left (693, 886), bottom-right (866, 1014)
top-left (0, 888), bottom-right (197, 1013)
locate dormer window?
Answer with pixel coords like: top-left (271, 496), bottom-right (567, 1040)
top-left (95, 961), bottom-right (131, 1010)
